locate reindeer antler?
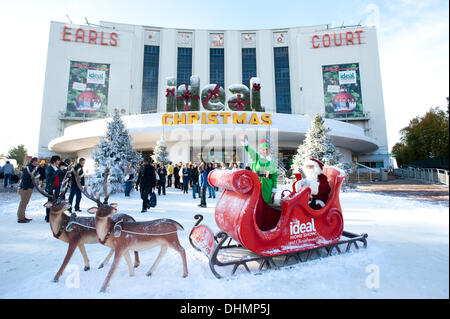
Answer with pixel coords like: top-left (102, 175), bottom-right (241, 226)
top-left (103, 167), bottom-right (111, 204)
top-left (73, 166), bottom-right (102, 206)
top-left (29, 167), bottom-right (53, 201)
top-left (59, 164), bottom-right (73, 199)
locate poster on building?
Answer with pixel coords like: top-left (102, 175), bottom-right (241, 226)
top-left (322, 63), bottom-right (364, 119)
top-left (66, 61), bottom-right (110, 118)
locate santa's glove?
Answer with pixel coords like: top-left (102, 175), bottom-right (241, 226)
top-left (295, 179), bottom-right (309, 189)
top-left (302, 180), bottom-right (311, 187)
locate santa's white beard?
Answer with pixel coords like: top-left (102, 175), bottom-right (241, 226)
top-left (304, 167), bottom-right (319, 181)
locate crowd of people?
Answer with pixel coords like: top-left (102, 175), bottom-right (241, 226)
top-left (13, 152), bottom-right (332, 225)
top-left (13, 155), bottom-right (253, 223)
top-left (15, 156), bottom-right (82, 223)
top-left (133, 159), bottom-right (252, 212)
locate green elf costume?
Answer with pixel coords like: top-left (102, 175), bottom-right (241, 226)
top-left (242, 136), bottom-right (278, 204)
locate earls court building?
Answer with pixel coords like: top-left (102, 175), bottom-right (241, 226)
top-left (39, 20), bottom-right (389, 171)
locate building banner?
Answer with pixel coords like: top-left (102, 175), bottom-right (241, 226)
top-left (66, 61), bottom-right (110, 118)
top-left (322, 63), bottom-right (364, 118)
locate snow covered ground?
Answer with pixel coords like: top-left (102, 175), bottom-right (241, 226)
top-left (0, 186), bottom-right (448, 299)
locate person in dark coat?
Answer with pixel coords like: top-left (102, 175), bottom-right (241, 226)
top-left (44, 155), bottom-right (61, 222)
top-left (173, 163), bottom-right (180, 189)
top-left (68, 158), bottom-right (85, 213)
top-left (17, 157), bottom-right (39, 223)
top-left (181, 163), bottom-right (190, 194)
top-left (157, 163), bottom-right (167, 196)
top-left (136, 158), bottom-right (156, 212)
top-left (190, 163), bottom-right (199, 199)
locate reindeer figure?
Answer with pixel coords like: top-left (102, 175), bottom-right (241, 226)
top-left (75, 167), bottom-right (188, 292)
top-left (31, 166), bottom-right (140, 282)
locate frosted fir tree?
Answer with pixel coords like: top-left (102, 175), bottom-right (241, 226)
top-left (90, 109), bottom-right (142, 194)
top-left (152, 136), bottom-right (170, 164)
top-left (292, 113), bottom-right (353, 175)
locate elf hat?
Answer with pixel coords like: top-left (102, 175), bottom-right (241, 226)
top-left (259, 137), bottom-right (270, 149)
top-left (305, 158), bottom-right (324, 171)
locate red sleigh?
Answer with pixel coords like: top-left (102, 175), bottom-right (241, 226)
top-left (189, 168), bottom-right (368, 278)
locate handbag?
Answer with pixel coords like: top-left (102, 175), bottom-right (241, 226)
top-left (149, 191), bottom-right (157, 208)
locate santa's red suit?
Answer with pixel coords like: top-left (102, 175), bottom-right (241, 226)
top-left (293, 159), bottom-right (331, 209)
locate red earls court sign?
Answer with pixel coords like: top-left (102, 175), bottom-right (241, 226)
top-left (62, 26), bottom-right (118, 46)
top-left (312, 29), bottom-right (363, 49)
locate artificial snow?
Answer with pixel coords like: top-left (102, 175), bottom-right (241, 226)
top-left (0, 187), bottom-right (448, 298)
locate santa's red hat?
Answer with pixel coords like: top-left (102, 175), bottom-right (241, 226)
top-left (304, 158), bottom-right (324, 172)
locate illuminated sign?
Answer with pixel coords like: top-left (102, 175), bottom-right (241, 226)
top-left (162, 112), bottom-right (272, 126)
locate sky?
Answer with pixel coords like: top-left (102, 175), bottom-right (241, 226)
top-left (0, 0), bottom-right (448, 157)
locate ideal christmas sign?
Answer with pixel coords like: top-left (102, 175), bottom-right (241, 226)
top-left (164, 75), bottom-right (264, 113)
top-left (66, 61), bottom-right (110, 118)
top-left (322, 63), bottom-right (364, 119)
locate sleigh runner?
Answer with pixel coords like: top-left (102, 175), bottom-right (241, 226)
top-left (189, 168), bottom-right (368, 278)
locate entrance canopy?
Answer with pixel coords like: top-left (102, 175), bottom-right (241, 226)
top-left (49, 112), bottom-right (379, 154)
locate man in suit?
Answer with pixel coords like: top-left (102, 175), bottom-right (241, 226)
top-left (136, 158), bottom-right (156, 212)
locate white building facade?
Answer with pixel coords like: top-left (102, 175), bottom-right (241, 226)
top-left (39, 20), bottom-right (389, 172)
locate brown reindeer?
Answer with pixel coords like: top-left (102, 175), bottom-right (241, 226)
top-left (74, 167), bottom-right (188, 292)
top-left (31, 166), bottom-right (140, 282)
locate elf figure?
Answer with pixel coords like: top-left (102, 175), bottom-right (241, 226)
top-left (241, 135), bottom-right (277, 204)
top-left (294, 158), bottom-right (331, 209)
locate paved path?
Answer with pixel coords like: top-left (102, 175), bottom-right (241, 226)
top-left (354, 178), bottom-right (449, 206)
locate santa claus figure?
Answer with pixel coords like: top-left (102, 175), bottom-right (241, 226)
top-left (294, 159), bottom-right (331, 209)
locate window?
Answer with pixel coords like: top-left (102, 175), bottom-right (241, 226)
top-left (141, 45), bottom-right (160, 113)
top-left (210, 48), bottom-right (224, 88)
top-left (177, 47), bottom-right (192, 87)
top-left (273, 47), bottom-right (291, 114)
top-left (242, 48), bottom-right (257, 89)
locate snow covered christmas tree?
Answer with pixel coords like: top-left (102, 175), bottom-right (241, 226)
top-left (151, 136), bottom-right (170, 164)
top-left (292, 113), bottom-right (353, 175)
top-left (90, 109), bottom-right (142, 194)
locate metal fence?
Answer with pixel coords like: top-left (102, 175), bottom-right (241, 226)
top-left (394, 167), bottom-right (449, 186)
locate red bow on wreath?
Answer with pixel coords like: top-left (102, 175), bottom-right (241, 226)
top-left (176, 85), bottom-right (199, 111)
top-left (230, 94), bottom-right (250, 111)
top-left (252, 83), bottom-right (261, 91)
top-left (165, 88), bottom-right (175, 97)
top-left (202, 84), bottom-right (221, 107)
